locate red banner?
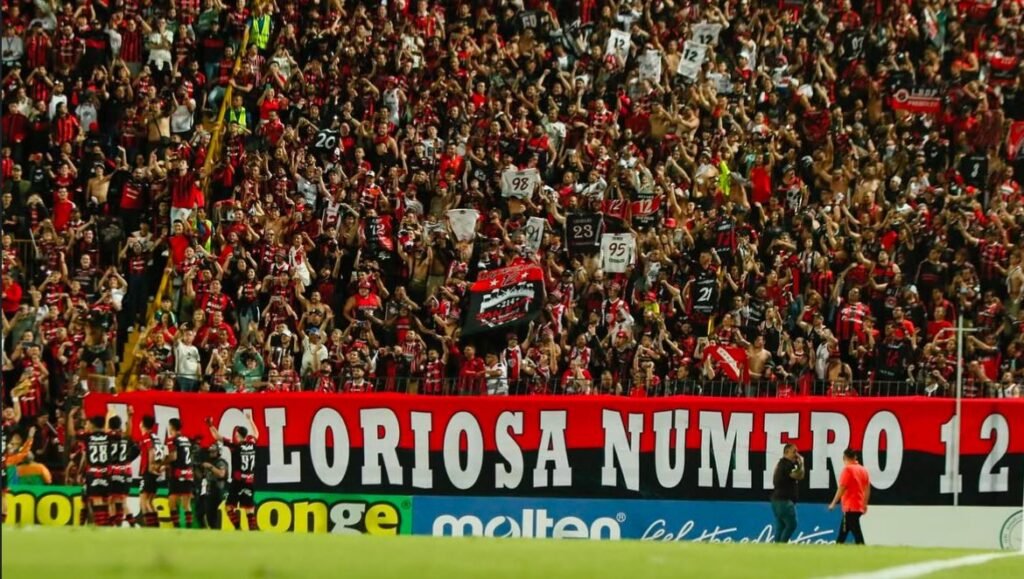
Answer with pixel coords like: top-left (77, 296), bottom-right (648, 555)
top-left (1007, 121), bottom-right (1024, 160)
top-left (84, 393), bottom-right (1024, 505)
top-left (704, 345), bottom-right (749, 382)
top-left (889, 87), bottom-right (943, 115)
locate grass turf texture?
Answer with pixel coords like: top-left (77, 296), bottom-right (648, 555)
top-left (3, 527), bottom-right (1022, 579)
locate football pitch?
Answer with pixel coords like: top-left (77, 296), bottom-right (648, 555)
top-left (2, 527), bottom-right (1022, 579)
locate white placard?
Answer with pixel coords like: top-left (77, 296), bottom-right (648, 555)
top-left (500, 167), bottom-right (541, 199)
top-left (606, 29), bottom-right (632, 64)
top-left (708, 72), bottom-right (733, 94)
top-left (691, 22), bottom-right (723, 46)
top-left (638, 50), bottom-right (662, 83)
top-left (447, 209), bottom-right (479, 242)
top-left (523, 217), bottom-right (546, 253)
top-left (676, 41), bottom-right (708, 80)
top-left (600, 233), bottom-right (637, 273)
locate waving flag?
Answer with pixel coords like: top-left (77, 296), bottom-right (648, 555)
top-left (462, 265), bottom-right (545, 336)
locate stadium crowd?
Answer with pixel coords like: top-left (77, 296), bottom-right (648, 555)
top-left (3, 0), bottom-right (1024, 477)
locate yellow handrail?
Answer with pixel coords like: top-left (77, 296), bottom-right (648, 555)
top-left (201, 24), bottom-right (252, 194)
top-left (118, 10), bottom-right (255, 391)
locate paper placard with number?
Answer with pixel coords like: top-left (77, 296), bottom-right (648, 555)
top-left (691, 22), bottom-right (723, 46)
top-left (708, 72), bottom-right (732, 94)
top-left (606, 29), bottom-right (631, 64)
top-left (447, 208), bottom-right (479, 242)
top-left (565, 213), bottom-right (604, 254)
top-left (523, 217), bottom-right (546, 253)
top-left (501, 167), bottom-right (540, 199)
top-left (601, 233), bottom-right (636, 273)
top-left (637, 50), bottom-right (662, 84)
top-left (676, 41), bottom-right (708, 80)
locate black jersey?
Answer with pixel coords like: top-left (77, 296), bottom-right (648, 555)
top-left (166, 434), bottom-right (194, 470)
top-left (692, 268), bottom-right (720, 315)
top-left (107, 431), bottom-right (136, 467)
top-left (86, 431), bottom-right (112, 468)
top-left (227, 435), bottom-right (258, 481)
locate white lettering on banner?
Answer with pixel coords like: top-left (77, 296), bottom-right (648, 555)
top-left (432, 510), bottom-right (621, 539)
top-left (534, 411), bottom-right (573, 487)
top-left (495, 412), bottom-right (525, 489)
top-left (641, 520), bottom-right (835, 544)
top-left (653, 410), bottom-right (688, 488)
top-left (310, 408), bottom-right (349, 486)
top-left (123, 402), bottom-right (1012, 497)
top-left (601, 410), bottom-right (643, 491)
top-left (265, 407), bottom-right (301, 483)
top-left (443, 412), bottom-right (484, 490)
top-left (810, 412), bottom-right (850, 489)
top-left (939, 417), bottom-right (964, 494)
top-left (152, 405), bottom-right (180, 442)
top-left (361, 409), bottom-right (403, 485)
top-left (979, 414), bottom-right (1009, 493)
top-left (861, 411), bottom-right (903, 490)
top-left (698, 412), bottom-right (753, 488)
top-left (410, 412), bottom-right (434, 489)
top-left (762, 413), bottom-right (800, 490)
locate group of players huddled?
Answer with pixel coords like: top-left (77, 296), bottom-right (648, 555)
top-left (2, 409), bottom-right (260, 530)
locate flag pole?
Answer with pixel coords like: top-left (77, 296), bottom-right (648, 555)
top-left (953, 314), bottom-right (964, 508)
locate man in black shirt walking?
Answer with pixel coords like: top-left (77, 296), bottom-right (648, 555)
top-left (770, 443), bottom-right (805, 543)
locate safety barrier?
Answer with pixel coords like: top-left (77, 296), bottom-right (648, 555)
top-left (109, 372), bottom-right (1019, 399)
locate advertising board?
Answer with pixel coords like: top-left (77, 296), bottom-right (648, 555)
top-left (413, 496), bottom-right (838, 543)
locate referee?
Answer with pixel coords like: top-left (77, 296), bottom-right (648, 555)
top-left (770, 443), bottom-right (805, 543)
top-left (829, 448), bottom-right (871, 544)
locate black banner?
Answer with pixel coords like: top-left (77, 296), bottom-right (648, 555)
top-left (462, 264), bottom-right (545, 336)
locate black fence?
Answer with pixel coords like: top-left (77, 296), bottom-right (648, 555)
top-left (109, 372), bottom-right (1022, 399)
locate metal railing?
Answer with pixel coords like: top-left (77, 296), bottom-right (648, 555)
top-left (114, 372), bottom-right (1023, 398)
top-left (5, 239), bottom-right (40, 282)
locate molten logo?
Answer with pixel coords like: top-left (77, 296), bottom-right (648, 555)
top-left (432, 509), bottom-right (622, 539)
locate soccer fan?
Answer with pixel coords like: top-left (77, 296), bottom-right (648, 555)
top-left (2, 0), bottom-right (1024, 421)
top-left (207, 415), bottom-right (259, 531)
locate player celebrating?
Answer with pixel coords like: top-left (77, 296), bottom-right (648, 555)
top-left (106, 409), bottom-right (136, 527)
top-left (81, 415), bottom-right (112, 526)
top-left (164, 418), bottom-right (195, 528)
top-left (136, 415), bottom-right (163, 528)
top-left (208, 415), bottom-right (259, 531)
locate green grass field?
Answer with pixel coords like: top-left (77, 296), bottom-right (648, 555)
top-left (2, 527), bottom-right (1022, 579)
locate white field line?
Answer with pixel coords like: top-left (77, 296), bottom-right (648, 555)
top-left (819, 552), bottom-right (1023, 579)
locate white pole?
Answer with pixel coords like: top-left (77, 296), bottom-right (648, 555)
top-left (953, 315), bottom-right (964, 508)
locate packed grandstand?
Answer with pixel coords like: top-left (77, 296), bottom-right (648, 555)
top-left (3, 0), bottom-right (1024, 482)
